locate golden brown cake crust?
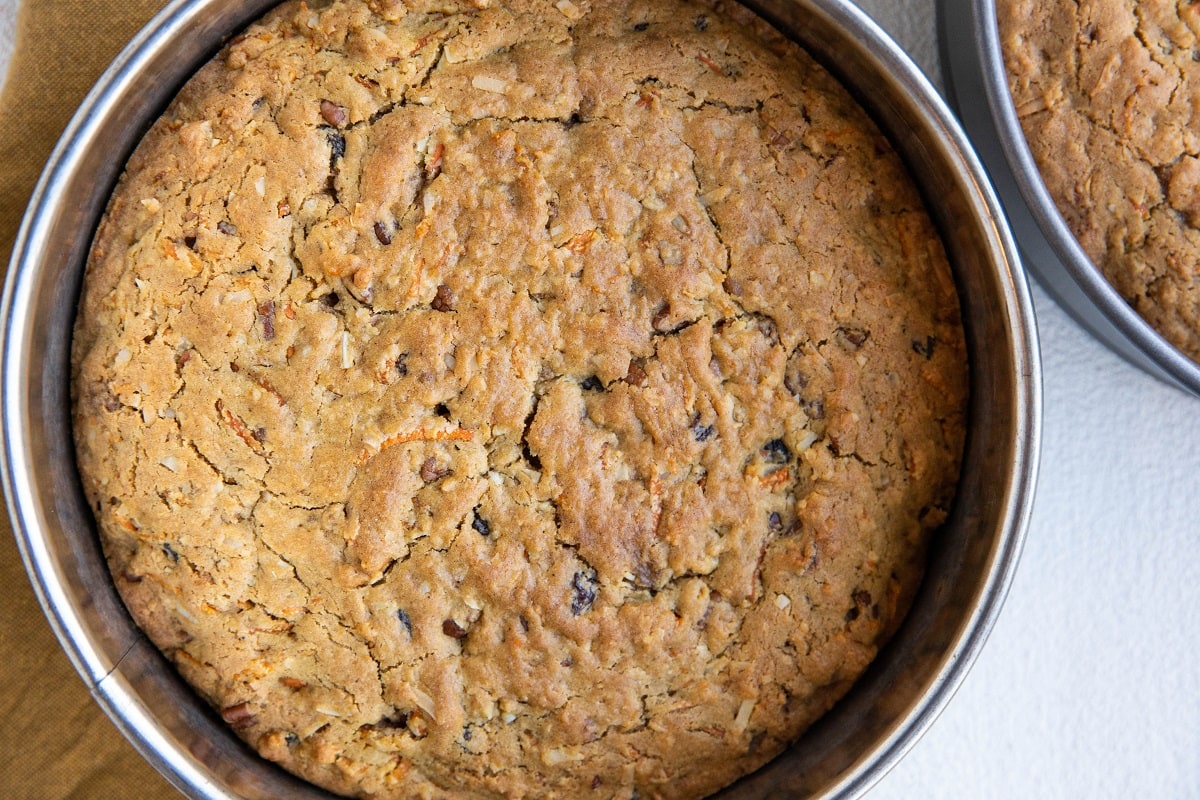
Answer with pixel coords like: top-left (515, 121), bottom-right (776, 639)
top-left (999, 0), bottom-right (1200, 361)
top-left (72, 1), bottom-right (967, 797)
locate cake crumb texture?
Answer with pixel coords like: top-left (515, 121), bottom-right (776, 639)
top-left (1000, 0), bottom-right (1200, 362)
top-left (72, 0), bottom-right (967, 797)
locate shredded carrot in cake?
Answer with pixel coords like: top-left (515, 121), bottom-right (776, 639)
top-left (696, 52), bottom-right (723, 74)
top-left (359, 427), bottom-right (474, 464)
top-left (216, 398), bottom-right (264, 452)
top-left (758, 467), bottom-right (792, 491)
top-left (565, 229), bottom-right (596, 253)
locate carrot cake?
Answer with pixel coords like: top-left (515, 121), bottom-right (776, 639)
top-left (72, 0), bottom-right (968, 796)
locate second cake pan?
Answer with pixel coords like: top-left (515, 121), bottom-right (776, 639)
top-left (939, 0), bottom-right (1200, 397)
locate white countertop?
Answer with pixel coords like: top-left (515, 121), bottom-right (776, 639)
top-left (3, 1), bottom-right (1198, 797)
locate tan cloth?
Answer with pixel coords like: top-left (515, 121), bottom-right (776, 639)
top-left (0, 1), bottom-right (178, 797)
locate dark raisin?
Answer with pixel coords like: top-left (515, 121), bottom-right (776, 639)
top-left (846, 590), bottom-right (872, 622)
top-left (374, 221), bottom-right (393, 245)
top-left (160, 542), bottom-right (180, 563)
top-left (325, 128), bottom-right (346, 162)
top-left (252, 427), bottom-right (267, 443)
top-left (442, 619), bottom-right (468, 639)
top-left (803, 397), bottom-right (825, 420)
top-left (837, 325), bottom-right (870, 349)
top-left (633, 21), bottom-right (649, 31)
top-left (694, 14), bottom-right (708, 30)
top-left (397, 608), bottom-right (413, 636)
top-left (912, 335), bottom-right (936, 359)
top-left (472, 509), bottom-right (491, 536)
top-left (320, 99), bottom-right (348, 127)
top-left (580, 375), bottom-right (604, 392)
top-left (762, 438), bottom-right (791, 464)
top-left (591, 776), bottom-right (602, 790)
top-left (321, 292), bottom-right (340, 308)
top-left (285, 732), bottom-right (300, 747)
top-left (431, 283), bottom-right (454, 312)
top-left (216, 220), bottom-right (237, 236)
top-left (462, 727), bottom-right (473, 741)
top-left (768, 511), bottom-right (783, 533)
top-left (570, 568), bottom-right (599, 615)
top-left (396, 353), bottom-right (409, 376)
top-left (691, 416), bottom-right (715, 442)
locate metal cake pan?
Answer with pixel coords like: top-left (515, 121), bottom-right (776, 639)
top-left (1, 0), bottom-right (1040, 797)
top-left (939, 0), bottom-right (1200, 397)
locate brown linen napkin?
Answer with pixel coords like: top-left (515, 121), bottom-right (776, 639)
top-left (0, 1), bottom-right (179, 797)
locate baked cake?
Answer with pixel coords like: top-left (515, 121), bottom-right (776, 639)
top-left (72, 0), bottom-right (968, 796)
top-left (1000, 0), bottom-right (1200, 362)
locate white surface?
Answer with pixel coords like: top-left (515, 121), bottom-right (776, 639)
top-left (2, 1), bottom-right (1198, 798)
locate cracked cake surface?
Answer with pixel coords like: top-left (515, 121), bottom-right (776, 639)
top-left (999, 0), bottom-right (1200, 362)
top-left (71, 0), bottom-right (968, 797)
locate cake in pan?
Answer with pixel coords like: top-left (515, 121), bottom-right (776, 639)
top-left (72, 0), bottom-right (968, 796)
top-left (1000, 0), bottom-right (1200, 363)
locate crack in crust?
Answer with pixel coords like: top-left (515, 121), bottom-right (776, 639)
top-left (71, 0), bottom-right (968, 798)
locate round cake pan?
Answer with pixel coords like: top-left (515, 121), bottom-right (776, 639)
top-left (939, 0), bottom-right (1200, 397)
top-left (1, 0), bottom-right (1040, 797)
